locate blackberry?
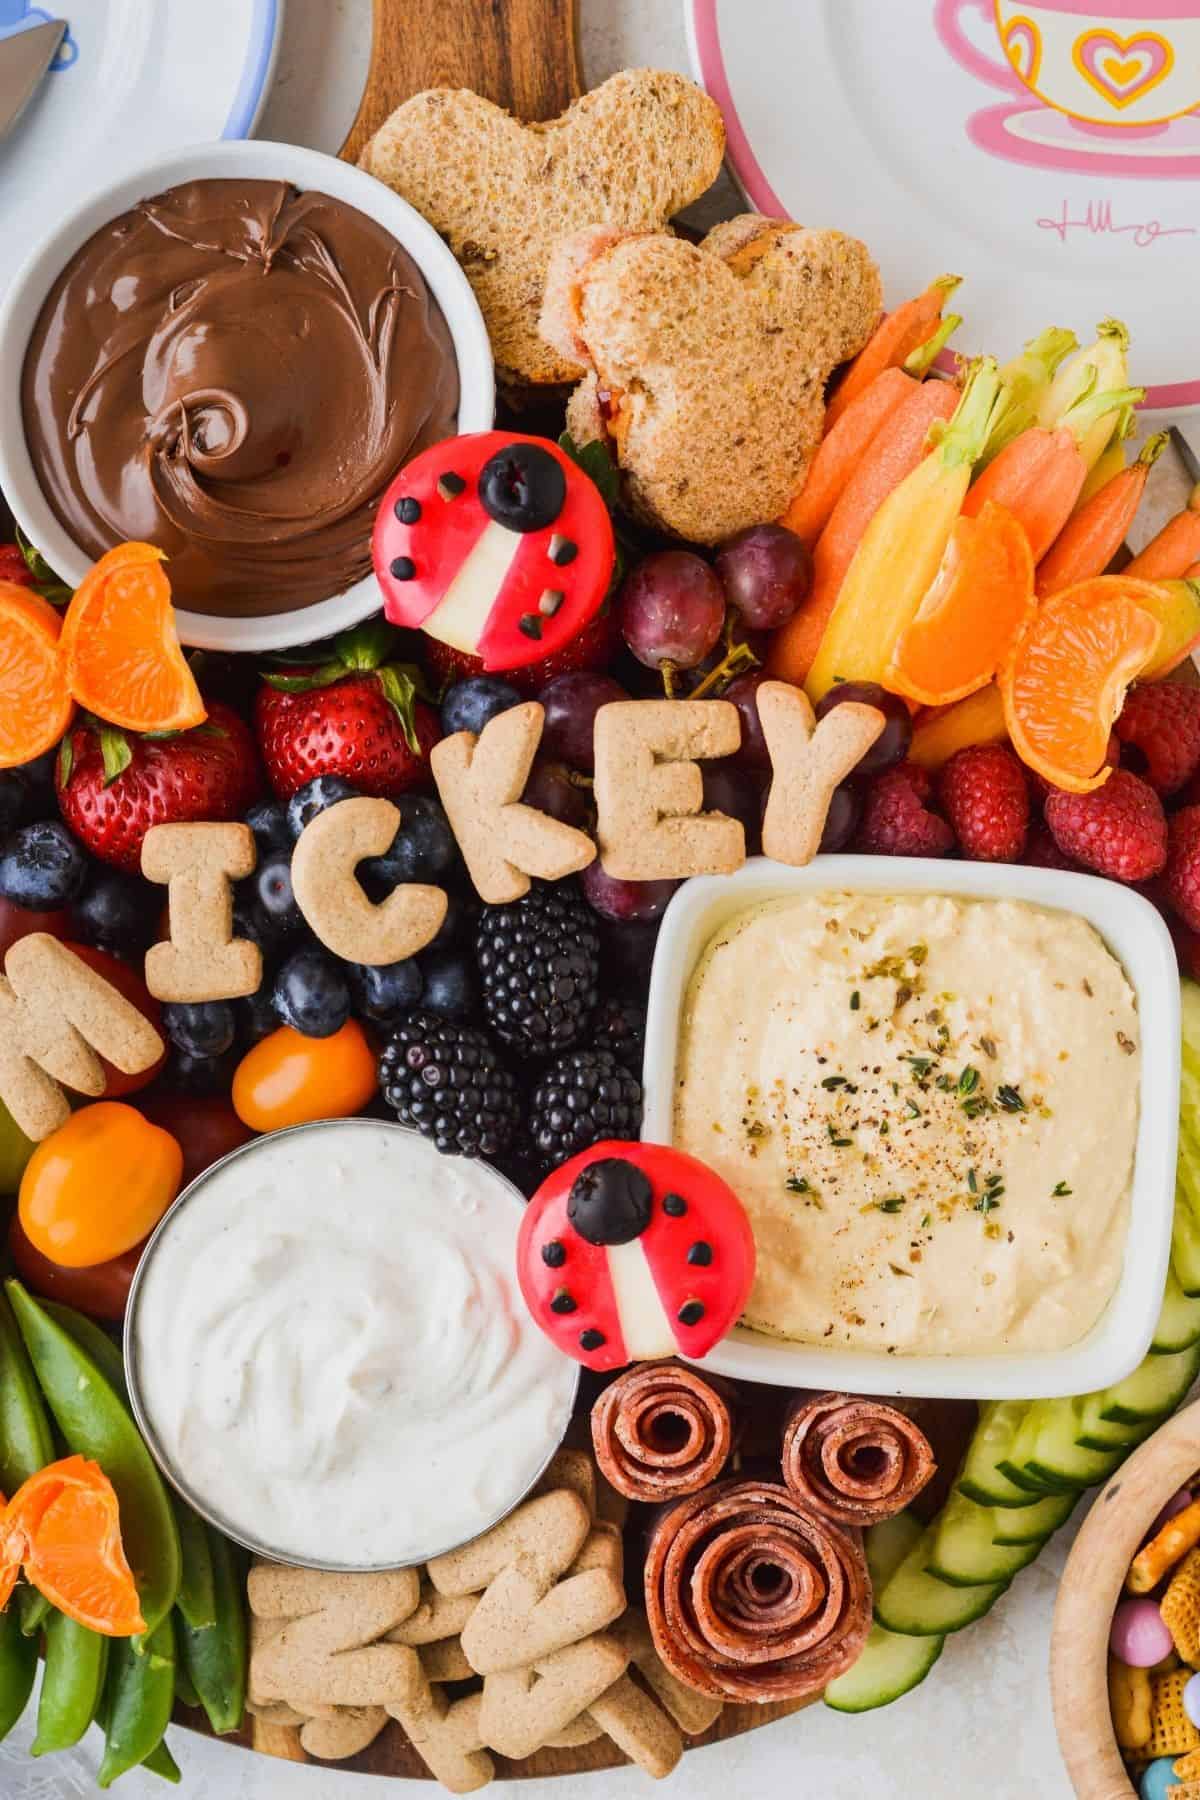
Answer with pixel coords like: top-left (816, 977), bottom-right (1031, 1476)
top-left (591, 997), bottom-right (646, 1073)
top-left (528, 1048), bottom-right (642, 1167)
top-left (380, 1009), bottom-right (519, 1158)
top-left (474, 881), bottom-right (600, 1054)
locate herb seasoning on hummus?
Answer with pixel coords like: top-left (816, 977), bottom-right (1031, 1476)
top-left (672, 892), bottom-right (1140, 1356)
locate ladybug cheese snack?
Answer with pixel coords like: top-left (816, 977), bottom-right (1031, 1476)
top-left (517, 1141), bottom-right (756, 1372)
top-left (375, 432), bottom-right (615, 674)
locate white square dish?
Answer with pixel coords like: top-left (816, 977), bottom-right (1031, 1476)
top-left (641, 855), bottom-right (1180, 1401)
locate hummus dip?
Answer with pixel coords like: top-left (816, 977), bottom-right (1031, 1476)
top-left (672, 892), bottom-right (1140, 1356)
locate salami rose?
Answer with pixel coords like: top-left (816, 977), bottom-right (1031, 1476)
top-left (643, 1479), bottom-right (871, 1703)
top-left (780, 1393), bottom-right (936, 1528)
top-left (591, 1362), bottom-right (735, 1503)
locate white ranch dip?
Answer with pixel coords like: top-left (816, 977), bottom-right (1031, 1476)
top-left (131, 1120), bottom-right (576, 1567)
top-left (672, 892), bottom-right (1140, 1356)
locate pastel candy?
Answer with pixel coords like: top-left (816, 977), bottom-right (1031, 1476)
top-left (1152, 1489), bottom-right (1195, 1538)
top-left (1187, 1671), bottom-right (1200, 1730)
top-left (1112, 1598), bottom-right (1173, 1669)
top-left (1140, 1756), bottom-right (1181, 1800)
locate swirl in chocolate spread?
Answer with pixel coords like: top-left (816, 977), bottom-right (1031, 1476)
top-left (21, 180), bottom-right (460, 618)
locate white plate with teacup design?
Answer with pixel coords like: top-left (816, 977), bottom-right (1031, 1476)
top-left (686, 0), bottom-right (1200, 411)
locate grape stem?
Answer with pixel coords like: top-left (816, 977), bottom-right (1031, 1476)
top-left (688, 637), bottom-right (760, 702)
top-left (660, 659), bottom-right (678, 698)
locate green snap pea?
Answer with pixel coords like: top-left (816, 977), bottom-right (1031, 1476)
top-left (0, 1602), bottom-right (36, 1740)
top-left (177, 1525), bottom-right (247, 1737)
top-left (99, 1614), bottom-right (176, 1788)
top-left (31, 1609), bottom-right (109, 1754)
top-left (141, 1736), bottom-right (182, 1783)
top-left (0, 1288), bottom-right (55, 1640)
top-left (43, 1301), bottom-right (129, 1401)
top-left (174, 1653), bottom-right (199, 1710)
top-left (5, 1280), bottom-right (180, 1642)
top-left (171, 1498), bottom-right (217, 1632)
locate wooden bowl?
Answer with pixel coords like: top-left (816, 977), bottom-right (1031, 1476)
top-left (1052, 1397), bottom-right (1200, 1799)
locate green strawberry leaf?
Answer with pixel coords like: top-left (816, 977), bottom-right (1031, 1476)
top-left (15, 528), bottom-right (73, 608)
top-left (336, 616), bottom-right (398, 673)
top-left (559, 433), bottom-right (620, 511)
top-left (56, 736), bottom-right (73, 788)
top-left (375, 666), bottom-right (423, 756)
top-left (262, 662), bottom-right (346, 696)
top-left (98, 726), bottom-right (132, 787)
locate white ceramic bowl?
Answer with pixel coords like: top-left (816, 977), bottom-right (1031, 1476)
top-left (642, 855), bottom-right (1180, 1402)
top-left (0, 139), bottom-right (495, 654)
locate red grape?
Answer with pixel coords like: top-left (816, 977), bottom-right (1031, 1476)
top-left (815, 682), bottom-right (912, 776)
top-left (724, 672), bottom-right (772, 771)
top-left (619, 552), bottom-right (725, 672)
top-left (819, 781), bottom-right (863, 853)
top-left (702, 763), bottom-right (765, 854)
top-left (538, 671), bottom-right (628, 772)
top-left (521, 758), bottom-right (590, 828)
top-left (581, 860), bottom-right (679, 923)
top-left (715, 525), bottom-right (811, 631)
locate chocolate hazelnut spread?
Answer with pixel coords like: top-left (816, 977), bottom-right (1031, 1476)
top-left (21, 179), bottom-right (460, 618)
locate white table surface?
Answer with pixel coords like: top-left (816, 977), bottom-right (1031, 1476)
top-left (0, 2), bottom-right (1141, 1794)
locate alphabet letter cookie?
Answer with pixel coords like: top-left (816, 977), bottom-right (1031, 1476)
top-left (142, 822), bottom-right (261, 1003)
top-left (248, 1565), bottom-right (422, 1709)
top-left (290, 797), bottom-right (447, 963)
top-left (593, 700), bottom-right (744, 881)
top-left (758, 682), bottom-right (884, 866)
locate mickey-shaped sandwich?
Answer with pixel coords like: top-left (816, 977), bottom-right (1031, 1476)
top-left (375, 431), bottom-right (614, 672)
top-left (540, 215), bottom-right (883, 544)
top-left (518, 1141), bottom-right (756, 1373)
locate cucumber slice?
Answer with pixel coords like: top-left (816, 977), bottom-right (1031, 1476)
top-left (1098, 1341), bottom-right (1200, 1424)
top-left (1021, 1400), bottom-right (1122, 1490)
top-left (957, 1402), bottom-right (1037, 1509)
top-left (874, 1528), bottom-right (1005, 1637)
top-left (1173, 1193), bottom-right (1200, 1298)
top-left (990, 1492), bottom-right (1075, 1545)
top-left (824, 1623), bottom-right (943, 1714)
top-left (1074, 1396), bottom-right (1158, 1454)
top-left (1152, 1261), bottom-right (1200, 1354)
top-left (927, 1492), bottom-right (1044, 1588)
top-left (999, 1406), bottom-right (1079, 1495)
top-left (865, 1512), bottom-right (923, 1589)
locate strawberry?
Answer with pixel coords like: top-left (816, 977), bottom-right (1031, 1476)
top-left (56, 701), bottom-right (262, 874)
top-left (0, 544), bottom-right (34, 589)
top-left (255, 620), bottom-right (441, 801)
top-left (422, 605), bottom-right (621, 698)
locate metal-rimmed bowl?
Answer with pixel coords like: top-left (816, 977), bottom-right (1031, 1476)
top-left (0, 138), bottom-right (496, 655)
top-left (124, 1118), bottom-right (578, 1572)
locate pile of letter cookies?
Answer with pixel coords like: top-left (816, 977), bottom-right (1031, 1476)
top-left (1110, 1484), bottom-right (1200, 1798)
top-left (245, 1372), bottom-right (938, 1788)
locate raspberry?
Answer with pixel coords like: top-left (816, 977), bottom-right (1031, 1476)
top-left (1044, 770), bottom-right (1167, 883)
top-left (1028, 732), bottom-right (1119, 808)
top-left (1170, 913), bottom-right (1200, 984)
top-left (1166, 806), bottom-right (1200, 933)
top-left (1114, 684), bottom-right (1200, 796)
top-left (1022, 825), bottom-right (1082, 873)
top-left (937, 745), bottom-right (1029, 862)
top-left (856, 763), bottom-right (954, 858)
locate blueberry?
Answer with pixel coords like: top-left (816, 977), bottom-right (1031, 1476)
top-left (163, 1047), bottom-right (238, 1096)
top-left (0, 821), bottom-right (88, 910)
top-left (245, 800), bottom-right (292, 857)
top-left (347, 957), bottom-right (423, 1024)
top-left (162, 1001), bottom-right (237, 1059)
top-left (361, 796), bottom-right (457, 893)
top-left (441, 677), bottom-right (522, 738)
top-left (253, 855), bottom-right (304, 936)
top-left (419, 949), bottom-right (477, 1020)
top-left (72, 870), bottom-right (159, 953)
top-left (237, 986), bottom-right (280, 1045)
top-left (274, 947), bottom-right (350, 1038)
top-left (286, 776), bottom-right (362, 842)
top-left (0, 772), bottom-right (28, 838)
top-left (479, 442), bottom-right (566, 533)
top-left (429, 890), bottom-right (476, 951)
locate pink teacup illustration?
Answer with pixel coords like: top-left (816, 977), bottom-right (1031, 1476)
top-left (937, 0), bottom-right (1200, 129)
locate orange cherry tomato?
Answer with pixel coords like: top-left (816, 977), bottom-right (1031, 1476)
top-left (63, 943), bottom-right (166, 1099)
top-left (232, 1021), bottom-right (377, 1134)
top-left (6, 1210), bottom-right (143, 1322)
top-left (19, 1101), bottom-right (183, 1269)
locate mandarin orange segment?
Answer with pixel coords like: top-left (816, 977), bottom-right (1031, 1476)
top-left (5, 1455), bottom-right (144, 1637)
top-left (0, 580), bottom-right (75, 769)
top-left (0, 1508), bottom-right (23, 1611)
top-left (60, 543), bottom-right (205, 733)
top-left (883, 501), bottom-right (1036, 707)
top-left (1001, 578), bottom-right (1162, 794)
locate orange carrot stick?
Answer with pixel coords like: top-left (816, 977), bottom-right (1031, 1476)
top-left (961, 383), bottom-right (1135, 562)
top-left (1035, 433), bottom-right (1168, 597)
top-left (768, 379), bottom-right (960, 684)
top-left (1126, 482), bottom-right (1200, 581)
top-left (784, 318), bottom-right (962, 546)
top-left (824, 275), bottom-right (961, 430)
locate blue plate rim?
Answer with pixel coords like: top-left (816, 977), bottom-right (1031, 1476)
top-left (221, 0), bottom-right (284, 139)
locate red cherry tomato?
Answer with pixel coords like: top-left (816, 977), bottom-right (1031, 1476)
top-left (7, 1208), bottom-right (143, 1322)
top-left (137, 1093), bottom-right (254, 1189)
top-left (63, 943), bottom-right (166, 1098)
top-left (0, 897), bottom-right (70, 958)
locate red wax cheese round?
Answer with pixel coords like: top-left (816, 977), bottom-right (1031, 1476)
top-left (518, 1141), bottom-right (756, 1373)
top-left (374, 432), bottom-right (615, 673)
